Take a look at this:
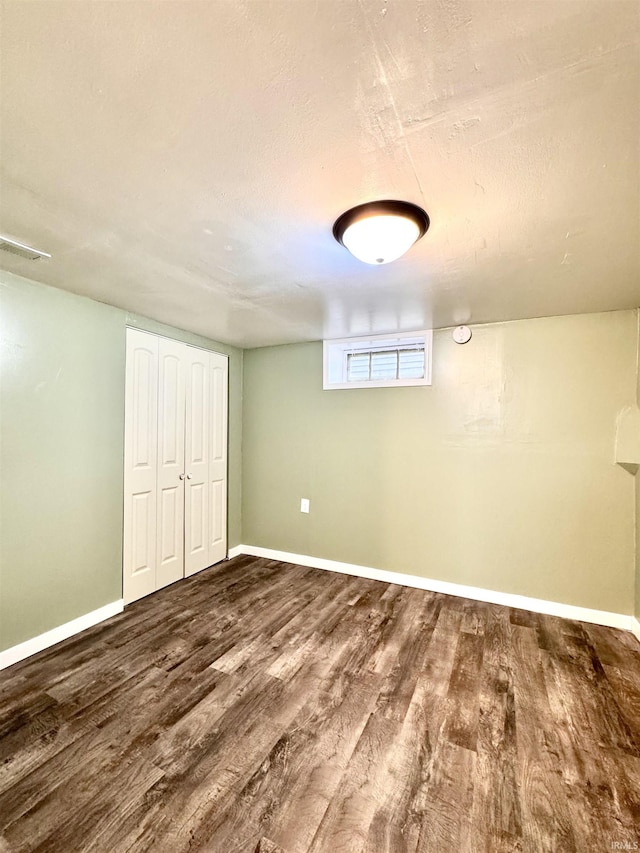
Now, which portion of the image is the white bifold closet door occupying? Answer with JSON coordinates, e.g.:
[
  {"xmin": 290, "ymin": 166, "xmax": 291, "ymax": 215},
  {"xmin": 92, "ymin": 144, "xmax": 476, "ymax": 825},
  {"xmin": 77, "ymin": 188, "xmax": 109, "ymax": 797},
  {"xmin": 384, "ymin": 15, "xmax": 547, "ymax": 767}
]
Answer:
[
  {"xmin": 157, "ymin": 337, "xmax": 186, "ymax": 590},
  {"xmin": 184, "ymin": 346, "xmax": 211, "ymax": 577},
  {"xmin": 123, "ymin": 328, "xmax": 228, "ymax": 605},
  {"xmin": 123, "ymin": 331, "xmax": 159, "ymax": 605},
  {"xmin": 184, "ymin": 347, "xmax": 228, "ymax": 576},
  {"xmin": 208, "ymin": 352, "xmax": 228, "ymax": 568}
]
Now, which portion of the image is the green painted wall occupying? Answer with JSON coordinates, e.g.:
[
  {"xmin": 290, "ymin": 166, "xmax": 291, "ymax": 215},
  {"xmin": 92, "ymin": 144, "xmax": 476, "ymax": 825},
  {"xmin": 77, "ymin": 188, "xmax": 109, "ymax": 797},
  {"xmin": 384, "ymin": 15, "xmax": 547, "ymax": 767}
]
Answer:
[
  {"xmin": 636, "ymin": 473, "xmax": 640, "ymax": 618},
  {"xmin": 0, "ymin": 271, "xmax": 243, "ymax": 651},
  {"xmin": 636, "ymin": 311, "xmax": 640, "ymax": 622},
  {"xmin": 2, "ymin": 269, "xmax": 637, "ymax": 653},
  {"xmin": 636, "ymin": 461, "xmax": 640, "ymax": 620},
  {"xmin": 242, "ymin": 310, "xmax": 637, "ymax": 615}
]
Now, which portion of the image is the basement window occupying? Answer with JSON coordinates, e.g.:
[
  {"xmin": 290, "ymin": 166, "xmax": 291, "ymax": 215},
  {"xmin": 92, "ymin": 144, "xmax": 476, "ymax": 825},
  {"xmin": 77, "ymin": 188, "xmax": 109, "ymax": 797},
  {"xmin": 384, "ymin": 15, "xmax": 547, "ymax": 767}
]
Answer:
[{"xmin": 323, "ymin": 331, "xmax": 432, "ymax": 390}]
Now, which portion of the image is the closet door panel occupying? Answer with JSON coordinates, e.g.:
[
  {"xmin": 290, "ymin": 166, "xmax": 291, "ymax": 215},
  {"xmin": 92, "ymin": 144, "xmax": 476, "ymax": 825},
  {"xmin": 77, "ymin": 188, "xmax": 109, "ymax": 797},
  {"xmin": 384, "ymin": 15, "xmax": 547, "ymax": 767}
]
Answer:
[
  {"xmin": 123, "ymin": 329, "xmax": 158, "ymax": 605},
  {"xmin": 208, "ymin": 353, "xmax": 228, "ymax": 565},
  {"xmin": 188, "ymin": 482, "xmax": 207, "ymax": 553},
  {"xmin": 156, "ymin": 338, "xmax": 186, "ymax": 590},
  {"xmin": 184, "ymin": 349, "xmax": 210, "ymax": 577}
]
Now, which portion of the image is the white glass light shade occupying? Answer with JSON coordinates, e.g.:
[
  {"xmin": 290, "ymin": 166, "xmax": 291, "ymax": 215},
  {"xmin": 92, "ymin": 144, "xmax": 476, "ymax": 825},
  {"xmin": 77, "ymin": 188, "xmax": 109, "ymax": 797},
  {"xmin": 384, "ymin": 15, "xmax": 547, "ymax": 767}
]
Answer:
[
  {"xmin": 341, "ymin": 214, "xmax": 421, "ymax": 265},
  {"xmin": 333, "ymin": 200, "xmax": 430, "ymax": 265}
]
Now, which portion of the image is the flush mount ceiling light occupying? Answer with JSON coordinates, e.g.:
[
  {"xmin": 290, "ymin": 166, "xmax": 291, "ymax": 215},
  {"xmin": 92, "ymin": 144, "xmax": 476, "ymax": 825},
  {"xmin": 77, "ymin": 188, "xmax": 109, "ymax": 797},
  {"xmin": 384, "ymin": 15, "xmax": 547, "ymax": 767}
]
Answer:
[{"xmin": 333, "ymin": 200, "xmax": 430, "ymax": 265}]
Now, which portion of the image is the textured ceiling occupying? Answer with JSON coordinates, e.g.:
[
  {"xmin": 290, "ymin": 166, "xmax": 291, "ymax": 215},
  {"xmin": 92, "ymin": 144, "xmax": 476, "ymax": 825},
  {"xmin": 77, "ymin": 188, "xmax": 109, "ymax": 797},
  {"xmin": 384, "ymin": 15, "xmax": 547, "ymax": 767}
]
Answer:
[{"xmin": 1, "ymin": 0, "xmax": 638, "ymax": 348}]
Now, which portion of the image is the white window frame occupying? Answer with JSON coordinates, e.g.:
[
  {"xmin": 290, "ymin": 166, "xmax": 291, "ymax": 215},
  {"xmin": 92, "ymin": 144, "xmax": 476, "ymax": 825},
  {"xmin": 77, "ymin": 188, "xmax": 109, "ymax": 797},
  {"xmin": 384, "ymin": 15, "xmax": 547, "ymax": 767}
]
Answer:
[{"xmin": 323, "ymin": 330, "xmax": 432, "ymax": 390}]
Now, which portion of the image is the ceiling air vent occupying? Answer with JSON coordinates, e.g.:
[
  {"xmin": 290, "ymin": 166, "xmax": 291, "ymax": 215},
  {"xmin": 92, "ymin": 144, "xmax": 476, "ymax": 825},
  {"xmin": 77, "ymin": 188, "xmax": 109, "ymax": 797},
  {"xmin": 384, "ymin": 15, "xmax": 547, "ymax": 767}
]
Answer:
[{"xmin": 0, "ymin": 235, "xmax": 51, "ymax": 260}]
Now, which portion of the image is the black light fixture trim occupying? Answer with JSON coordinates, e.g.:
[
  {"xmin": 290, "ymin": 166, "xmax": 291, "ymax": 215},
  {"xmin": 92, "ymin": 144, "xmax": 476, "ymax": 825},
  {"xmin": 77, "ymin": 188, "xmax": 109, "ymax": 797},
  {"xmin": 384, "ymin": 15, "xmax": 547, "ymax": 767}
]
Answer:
[{"xmin": 332, "ymin": 199, "xmax": 430, "ymax": 247}]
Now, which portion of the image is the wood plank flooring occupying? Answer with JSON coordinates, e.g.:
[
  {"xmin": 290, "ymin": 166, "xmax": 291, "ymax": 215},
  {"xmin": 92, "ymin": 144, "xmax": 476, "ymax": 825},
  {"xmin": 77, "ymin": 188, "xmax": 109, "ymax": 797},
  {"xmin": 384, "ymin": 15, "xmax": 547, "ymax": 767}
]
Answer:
[{"xmin": 1, "ymin": 555, "xmax": 639, "ymax": 852}]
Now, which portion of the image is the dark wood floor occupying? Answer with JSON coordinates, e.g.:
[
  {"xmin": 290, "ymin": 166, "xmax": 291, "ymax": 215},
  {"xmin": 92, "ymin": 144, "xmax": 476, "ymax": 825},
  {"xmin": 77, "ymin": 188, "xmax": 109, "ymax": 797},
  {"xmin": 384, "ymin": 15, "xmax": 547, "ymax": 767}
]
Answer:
[{"xmin": 1, "ymin": 556, "xmax": 639, "ymax": 852}]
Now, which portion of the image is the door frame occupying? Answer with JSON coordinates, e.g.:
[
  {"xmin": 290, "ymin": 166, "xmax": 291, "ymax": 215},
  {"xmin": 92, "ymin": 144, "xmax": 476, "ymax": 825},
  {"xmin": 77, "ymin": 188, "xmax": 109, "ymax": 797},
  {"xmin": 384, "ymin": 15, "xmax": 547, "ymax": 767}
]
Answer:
[{"xmin": 123, "ymin": 327, "xmax": 230, "ymax": 604}]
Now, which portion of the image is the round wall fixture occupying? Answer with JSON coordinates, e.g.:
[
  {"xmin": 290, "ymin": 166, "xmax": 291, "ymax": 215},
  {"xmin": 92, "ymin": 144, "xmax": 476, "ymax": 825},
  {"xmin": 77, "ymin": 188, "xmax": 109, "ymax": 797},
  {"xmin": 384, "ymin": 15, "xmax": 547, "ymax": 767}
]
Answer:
[
  {"xmin": 333, "ymin": 200, "xmax": 430, "ymax": 265},
  {"xmin": 452, "ymin": 325, "xmax": 472, "ymax": 344}
]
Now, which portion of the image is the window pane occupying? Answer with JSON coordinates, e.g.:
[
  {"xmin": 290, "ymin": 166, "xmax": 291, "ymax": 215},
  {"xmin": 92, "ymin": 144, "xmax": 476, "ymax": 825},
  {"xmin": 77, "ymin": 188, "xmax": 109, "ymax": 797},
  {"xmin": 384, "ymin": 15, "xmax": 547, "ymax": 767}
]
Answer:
[
  {"xmin": 398, "ymin": 348, "xmax": 425, "ymax": 379},
  {"xmin": 370, "ymin": 350, "xmax": 398, "ymax": 380},
  {"xmin": 324, "ymin": 332, "xmax": 431, "ymax": 389},
  {"xmin": 347, "ymin": 352, "xmax": 371, "ymax": 381}
]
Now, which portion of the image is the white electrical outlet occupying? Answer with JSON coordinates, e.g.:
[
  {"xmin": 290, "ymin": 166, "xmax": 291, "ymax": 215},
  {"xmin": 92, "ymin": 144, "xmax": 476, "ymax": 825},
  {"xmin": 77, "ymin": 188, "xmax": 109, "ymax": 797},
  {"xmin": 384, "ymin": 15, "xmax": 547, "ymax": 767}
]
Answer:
[{"xmin": 300, "ymin": 498, "xmax": 310, "ymax": 513}]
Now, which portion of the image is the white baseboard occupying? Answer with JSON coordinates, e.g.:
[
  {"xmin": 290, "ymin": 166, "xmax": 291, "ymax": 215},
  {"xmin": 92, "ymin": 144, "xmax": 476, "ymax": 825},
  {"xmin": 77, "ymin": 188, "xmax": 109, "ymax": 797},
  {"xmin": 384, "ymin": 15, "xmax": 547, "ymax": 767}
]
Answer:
[
  {"xmin": 2, "ymin": 558, "xmax": 635, "ymax": 671},
  {"xmin": 0, "ymin": 600, "xmax": 124, "ymax": 672},
  {"xmin": 227, "ymin": 545, "xmax": 244, "ymax": 559},
  {"xmin": 232, "ymin": 545, "xmax": 635, "ymax": 633}
]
